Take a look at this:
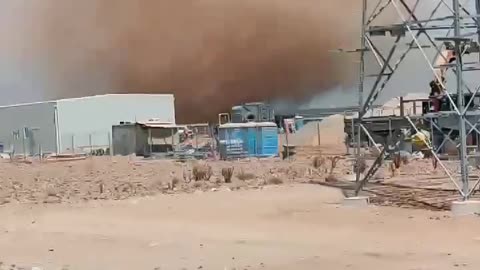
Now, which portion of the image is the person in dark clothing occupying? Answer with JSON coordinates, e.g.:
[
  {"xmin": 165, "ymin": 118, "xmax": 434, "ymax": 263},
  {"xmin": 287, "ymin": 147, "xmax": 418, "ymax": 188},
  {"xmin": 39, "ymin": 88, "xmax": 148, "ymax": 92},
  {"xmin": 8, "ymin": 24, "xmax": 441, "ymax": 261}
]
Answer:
[
  {"xmin": 429, "ymin": 79, "xmax": 442, "ymax": 97},
  {"xmin": 429, "ymin": 76, "xmax": 446, "ymax": 112}
]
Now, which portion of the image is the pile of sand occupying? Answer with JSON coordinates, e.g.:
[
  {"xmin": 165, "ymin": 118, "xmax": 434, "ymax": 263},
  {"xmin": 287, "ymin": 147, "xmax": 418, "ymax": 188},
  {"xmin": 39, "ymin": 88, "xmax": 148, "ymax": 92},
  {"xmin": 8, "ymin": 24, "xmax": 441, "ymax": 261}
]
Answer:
[{"xmin": 282, "ymin": 114, "xmax": 347, "ymax": 154}]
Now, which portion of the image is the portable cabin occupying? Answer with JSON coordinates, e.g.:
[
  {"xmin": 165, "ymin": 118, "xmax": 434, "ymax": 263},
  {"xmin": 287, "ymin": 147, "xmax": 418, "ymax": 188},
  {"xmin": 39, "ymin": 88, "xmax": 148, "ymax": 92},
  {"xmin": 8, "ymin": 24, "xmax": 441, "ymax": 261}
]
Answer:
[
  {"xmin": 217, "ymin": 122, "xmax": 278, "ymax": 159},
  {"xmin": 112, "ymin": 121, "xmax": 181, "ymax": 156}
]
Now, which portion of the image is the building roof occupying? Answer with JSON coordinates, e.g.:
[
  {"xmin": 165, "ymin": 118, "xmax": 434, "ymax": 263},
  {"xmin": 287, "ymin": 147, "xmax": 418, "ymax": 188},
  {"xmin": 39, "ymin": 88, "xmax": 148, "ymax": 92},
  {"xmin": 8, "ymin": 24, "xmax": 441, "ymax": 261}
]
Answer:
[
  {"xmin": 138, "ymin": 123, "xmax": 183, "ymax": 128},
  {"xmin": 0, "ymin": 93, "xmax": 174, "ymax": 109},
  {"xmin": 114, "ymin": 121, "xmax": 183, "ymax": 129},
  {"xmin": 219, "ymin": 122, "xmax": 277, "ymax": 129},
  {"xmin": 137, "ymin": 122, "xmax": 183, "ymax": 129}
]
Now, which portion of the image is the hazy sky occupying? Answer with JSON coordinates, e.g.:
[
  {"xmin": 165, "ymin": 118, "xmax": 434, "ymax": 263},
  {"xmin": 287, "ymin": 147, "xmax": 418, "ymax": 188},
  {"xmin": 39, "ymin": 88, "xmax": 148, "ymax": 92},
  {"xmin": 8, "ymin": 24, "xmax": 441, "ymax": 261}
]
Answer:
[
  {"xmin": 301, "ymin": 0, "xmax": 480, "ymax": 111},
  {"xmin": 0, "ymin": 0, "xmax": 478, "ymax": 119}
]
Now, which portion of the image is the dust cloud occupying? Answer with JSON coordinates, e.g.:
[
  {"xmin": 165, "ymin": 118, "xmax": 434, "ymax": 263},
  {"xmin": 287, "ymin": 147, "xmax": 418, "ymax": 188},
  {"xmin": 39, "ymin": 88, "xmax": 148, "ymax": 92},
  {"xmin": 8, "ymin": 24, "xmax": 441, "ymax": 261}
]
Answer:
[{"xmin": 4, "ymin": 0, "xmax": 361, "ymax": 122}]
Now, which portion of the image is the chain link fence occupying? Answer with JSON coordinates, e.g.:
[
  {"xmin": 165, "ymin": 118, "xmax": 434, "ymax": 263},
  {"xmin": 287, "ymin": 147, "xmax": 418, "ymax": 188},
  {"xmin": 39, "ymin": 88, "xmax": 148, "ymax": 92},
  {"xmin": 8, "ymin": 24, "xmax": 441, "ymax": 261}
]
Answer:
[{"xmin": 61, "ymin": 131, "xmax": 112, "ymax": 155}]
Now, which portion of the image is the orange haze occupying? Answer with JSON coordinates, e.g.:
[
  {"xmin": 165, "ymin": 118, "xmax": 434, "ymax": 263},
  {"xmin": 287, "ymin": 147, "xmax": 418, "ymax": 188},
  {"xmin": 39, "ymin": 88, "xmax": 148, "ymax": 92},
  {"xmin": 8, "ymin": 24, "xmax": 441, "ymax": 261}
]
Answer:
[{"xmin": 5, "ymin": 0, "xmax": 361, "ymax": 122}]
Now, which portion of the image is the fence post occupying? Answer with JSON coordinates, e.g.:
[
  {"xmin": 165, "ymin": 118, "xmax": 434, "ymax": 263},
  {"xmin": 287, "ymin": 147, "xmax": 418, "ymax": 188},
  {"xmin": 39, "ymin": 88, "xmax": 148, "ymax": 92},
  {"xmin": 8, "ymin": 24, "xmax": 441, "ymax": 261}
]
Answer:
[
  {"xmin": 71, "ymin": 134, "xmax": 75, "ymax": 154},
  {"xmin": 171, "ymin": 128, "xmax": 175, "ymax": 149},
  {"xmin": 284, "ymin": 119, "xmax": 290, "ymax": 161},
  {"xmin": 108, "ymin": 132, "xmax": 113, "ymax": 156},
  {"xmin": 89, "ymin": 133, "xmax": 93, "ymax": 154},
  {"xmin": 148, "ymin": 129, "xmax": 153, "ymax": 154},
  {"xmin": 22, "ymin": 127, "xmax": 27, "ymax": 159},
  {"xmin": 11, "ymin": 133, "xmax": 15, "ymax": 161},
  {"xmin": 195, "ymin": 127, "xmax": 199, "ymax": 151},
  {"xmin": 317, "ymin": 122, "xmax": 321, "ymax": 146},
  {"xmin": 38, "ymin": 144, "xmax": 42, "ymax": 161}
]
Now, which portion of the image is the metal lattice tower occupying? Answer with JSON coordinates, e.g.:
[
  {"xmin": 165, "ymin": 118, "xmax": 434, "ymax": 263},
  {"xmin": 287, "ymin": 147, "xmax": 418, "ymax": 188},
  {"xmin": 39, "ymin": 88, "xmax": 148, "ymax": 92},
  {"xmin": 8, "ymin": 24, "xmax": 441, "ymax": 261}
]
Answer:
[{"xmin": 354, "ymin": 0, "xmax": 480, "ymax": 200}]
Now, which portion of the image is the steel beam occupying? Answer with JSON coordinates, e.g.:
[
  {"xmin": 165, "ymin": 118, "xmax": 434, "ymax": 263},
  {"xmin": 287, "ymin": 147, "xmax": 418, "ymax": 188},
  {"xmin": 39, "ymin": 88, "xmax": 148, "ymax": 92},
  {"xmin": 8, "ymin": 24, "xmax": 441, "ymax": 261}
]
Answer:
[{"xmin": 351, "ymin": 0, "xmax": 480, "ymax": 201}]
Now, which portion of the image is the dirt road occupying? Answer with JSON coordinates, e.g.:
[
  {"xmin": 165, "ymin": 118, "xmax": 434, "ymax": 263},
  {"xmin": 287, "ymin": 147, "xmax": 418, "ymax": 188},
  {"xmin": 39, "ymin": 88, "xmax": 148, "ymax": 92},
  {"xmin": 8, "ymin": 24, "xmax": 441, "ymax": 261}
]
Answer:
[{"xmin": 1, "ymin": 184, "xmax": 479, "ymax": 270}]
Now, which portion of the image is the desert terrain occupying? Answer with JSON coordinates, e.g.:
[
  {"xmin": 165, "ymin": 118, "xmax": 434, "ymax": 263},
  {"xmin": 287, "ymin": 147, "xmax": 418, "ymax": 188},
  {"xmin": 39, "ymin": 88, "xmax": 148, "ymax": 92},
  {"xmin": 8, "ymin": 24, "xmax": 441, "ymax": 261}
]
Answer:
[
  {"xmin": 0, "ymin": 155, "xmax": 479, "ymax": 270},
  {"xmin": 1, "ymin": 181, "xmax": 480, "ymax": 270},
  {"xmin": 0, "ymin": 116, "xmax": 479, "ymax": 269}
]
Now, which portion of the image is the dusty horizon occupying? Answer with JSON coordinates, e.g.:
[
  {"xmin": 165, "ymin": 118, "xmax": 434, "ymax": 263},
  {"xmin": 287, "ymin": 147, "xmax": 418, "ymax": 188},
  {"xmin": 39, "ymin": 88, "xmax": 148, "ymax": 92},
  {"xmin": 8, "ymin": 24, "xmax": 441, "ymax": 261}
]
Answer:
[{"xmin": 1, "ymin": 0, "xmax": 361, "ymax": 122}]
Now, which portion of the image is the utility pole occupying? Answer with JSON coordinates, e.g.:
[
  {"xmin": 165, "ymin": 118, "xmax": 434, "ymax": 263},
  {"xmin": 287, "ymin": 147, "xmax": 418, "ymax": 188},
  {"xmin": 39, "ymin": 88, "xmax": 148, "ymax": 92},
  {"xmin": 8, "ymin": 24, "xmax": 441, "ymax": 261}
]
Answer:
[
  {"xmin": 453, "ymin": 0, "xmax": 469, "ymax": 198},
  {"xmin": 356, "ymin": 0, "xmax": 367, "ymax": 182}
]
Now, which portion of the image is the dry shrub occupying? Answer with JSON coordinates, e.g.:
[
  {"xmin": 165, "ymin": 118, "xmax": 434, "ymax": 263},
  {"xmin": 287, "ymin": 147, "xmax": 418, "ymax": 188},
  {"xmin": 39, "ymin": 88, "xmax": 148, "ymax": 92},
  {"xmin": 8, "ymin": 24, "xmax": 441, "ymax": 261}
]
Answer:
[
  {"xmin": 99, "ymin": 181, "xmax": 105, "ymax": 194},
  {"xmin": 325, "ymin": 174, "xmax": 338, "ymax": 183},
  {"xmin": 312, "ymin": 156, "xmax": 325, "ymax": 169},
  {"xmin": 401, "ymin": 155, "xmax": 409, "ymax": 165},
  {"xmin": 328, "ymin": 156, "xmax": 341, "ymax": 174},
  {"xmin": 206, "ymin": 166, "xmax": 213, "ymax": 180},
  {"xmin": 222, "ymin": 167, "xmax": 234, "ymax": 183},
  {"xmin": 183, "ymin": 166, "xmax": 192, "ymax": 183},
  {"xmin": 432, "ymin": 156, "xmax": 438, "ymax": 170},
  {"xmin": 389, "ymin": 162, "xmax": 397, "ymax": 177},
  {"xmin": 237, "ymin": 169, "xmax": 256, "ymax": 181},
  {"xmin": 45, "ymin": 184, "xmax": 58, "ymax": 197},
  {"xmin": 193, "ymin": 163, "xmax": 213, "ymax": 181},
  {"xmin": 354, "ymin": 156, "xmax": 367, "ymax": 174},
  {"xmin": 192, "ymin": 181, "xmax": 204, "ymax": 189},
  {"xmin": 393, "ymin": 153, "xmax": 401, "ymax": 169},
  {"xmin": 170, "ymin": 177, "xmax": 180, "ymax": 189},
  {"xmin": 266, "ymin": 177, "xmax": 283, "ymax": 185},
  {"xmin": 116, "ymin": 182, "xmax": 134, "ymax": 193},
  {"xmin": 211, "ymin": 177, "xmax": 223, "ymax": 184},
  {"xmin": 151, "ymin": 178, "xmax": 165, "ymax": 190}
]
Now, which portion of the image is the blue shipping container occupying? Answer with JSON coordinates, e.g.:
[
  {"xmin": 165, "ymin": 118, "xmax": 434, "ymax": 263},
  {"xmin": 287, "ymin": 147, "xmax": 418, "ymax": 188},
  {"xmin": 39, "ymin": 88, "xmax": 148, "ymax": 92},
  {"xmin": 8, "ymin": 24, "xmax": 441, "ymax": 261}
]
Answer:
[
  {"xmin": 218, "ymin": 122, "xmax": 278, "ymax": 159},
  {"xmin": 294, "ymin": 116, "xmax": 305, "ymax": 131}
]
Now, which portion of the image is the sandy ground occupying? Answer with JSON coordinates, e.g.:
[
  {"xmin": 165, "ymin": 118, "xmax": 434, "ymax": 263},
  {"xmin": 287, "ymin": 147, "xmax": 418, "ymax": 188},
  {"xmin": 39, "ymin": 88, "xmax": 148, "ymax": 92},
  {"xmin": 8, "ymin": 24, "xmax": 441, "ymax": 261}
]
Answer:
[
  {"xmin": 1, "ymin": 115, "xmax": 479, "ymax": 269},
  {"xmin": 1, "ymin": 184, "xmax": 480, "ymax": 270},
  {"xmin": 0, "ymin": 155, "xmax": 356, "ymax": 206}
]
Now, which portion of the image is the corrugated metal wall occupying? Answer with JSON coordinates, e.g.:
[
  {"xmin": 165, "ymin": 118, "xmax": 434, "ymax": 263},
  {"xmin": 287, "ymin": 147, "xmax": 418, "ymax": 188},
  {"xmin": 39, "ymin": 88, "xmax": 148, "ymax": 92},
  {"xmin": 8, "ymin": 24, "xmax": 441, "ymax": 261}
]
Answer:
[
  {"xmin": 112, "ymin": 125, "xmax": 137, "ymax": 156},
  {"xmin": 218, "ymin": 125, "xmax": 279, "ymax": 159},
  {"xmin": 258, "ymin": 126, "xmax": 278, "ymax": 156},
  {"xmin": 56, "ymin": 94, "xmax": 175, "ymax": 153},
  {"xmin": 0, "ymin": 102, "xmax": 58, "ymax": 154},
  {"xmin": 218, "ymin": 127, "xmax": 248, "ymax": 159}
]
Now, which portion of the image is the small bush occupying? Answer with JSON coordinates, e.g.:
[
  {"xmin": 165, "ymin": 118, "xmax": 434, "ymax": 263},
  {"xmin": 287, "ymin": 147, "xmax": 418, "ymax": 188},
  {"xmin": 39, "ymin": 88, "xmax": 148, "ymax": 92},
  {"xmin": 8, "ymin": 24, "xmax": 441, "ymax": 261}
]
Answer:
[
  {"xmin": 45, "ymin": 184, "xmax": 58, "ymax": 197},
  {"xmin": 99, "ymin": 182, "xmax": 105, "ymax": 194},
  {"xmin": 211, "ymin": 177, "xmax": 222, "ymax": 184},
  {"xmin": 205, "ymin": 165, "xmax": 213, "ymax": 181},
  {"xmin": 312, "ymin": 156, "xmax": 325, "ymax": 169},
  {"xmin": 193, "ymin": 164, "xmax": 213, "ymax": 181},
  {"xmin": 393, "ymin": 154, "xmax": 401, "ymax": 169},
  {"xmin": 171, "ymin": 177, "xmax": 180, "ymax": 189},
  {"xmin": 222, "ymin": 167, "xmax": 234, "ymax": 183},
  {"xmin": 401, "ymin": 155, "xmax": 409, "ymax": 165},
  {"xmin": 354, "ymin": 156, "xmax": 367, "ymax": 174},
  {"xmin": 432, "ymin": 156, "xmax": 438, "ymax": 170},
  {"xmin": 389, "ymin": 162, "xmax": 397, "ymax": 177},
  {"xmin": 192, "ymin": 181, "xmax": 204, "ymax": 188},
  {"xmin": 151, "ymin": 178, "xmax": 165, "ymax": 190},
  {"xmin": 183, "ymin": 167, "xmax": 192, "ymax": 183},
  {"xmin": 325, "ymin": 174, "xmax": 338, "ymax": 183},
  {"xmin": 237, "ymin": 170, "xmax": 255, "ymax": 181},
  {"xmin": 328, "ymin": 156, "xmax": 341, "ymax": 174},
  {"xmin": 267, "ymin": 177, "xmax": 283, "ymax": 185}
]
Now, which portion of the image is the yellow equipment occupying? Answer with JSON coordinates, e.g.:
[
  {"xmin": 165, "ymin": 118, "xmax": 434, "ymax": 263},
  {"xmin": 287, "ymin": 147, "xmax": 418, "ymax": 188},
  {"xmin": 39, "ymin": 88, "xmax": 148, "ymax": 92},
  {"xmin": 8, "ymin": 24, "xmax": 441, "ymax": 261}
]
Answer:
[{"xmin": 411, "ymin": 130, "xmax": 430, "ymax": 148}]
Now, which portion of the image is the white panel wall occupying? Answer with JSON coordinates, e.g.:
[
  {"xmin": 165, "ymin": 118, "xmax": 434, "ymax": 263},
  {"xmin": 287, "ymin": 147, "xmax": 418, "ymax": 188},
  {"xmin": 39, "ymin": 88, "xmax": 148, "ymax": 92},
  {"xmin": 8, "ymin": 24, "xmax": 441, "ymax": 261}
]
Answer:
[
  {"xmin": 56, "ymin": 94, "xmax": 175, "ymax": 153},
  {"xmin": 0, "ymin": 101, "xmax": 58, "ymax": 154}
]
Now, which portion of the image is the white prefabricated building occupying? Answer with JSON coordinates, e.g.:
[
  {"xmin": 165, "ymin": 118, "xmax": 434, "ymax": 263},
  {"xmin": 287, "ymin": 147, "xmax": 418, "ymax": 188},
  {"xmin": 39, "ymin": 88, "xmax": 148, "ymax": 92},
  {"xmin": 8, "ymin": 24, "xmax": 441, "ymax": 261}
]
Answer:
[{"xmin": 0, "ymin": 94, "xmax": 175, "ymax": 155}]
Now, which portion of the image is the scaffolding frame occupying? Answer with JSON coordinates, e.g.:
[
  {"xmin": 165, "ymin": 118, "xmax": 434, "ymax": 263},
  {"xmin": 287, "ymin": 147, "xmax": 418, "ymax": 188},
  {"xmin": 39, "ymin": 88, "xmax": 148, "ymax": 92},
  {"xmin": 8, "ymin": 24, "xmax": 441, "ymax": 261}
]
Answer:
[{"xmin": 355, "ymin": 0, "xmax": 480, "ymax": 200}]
